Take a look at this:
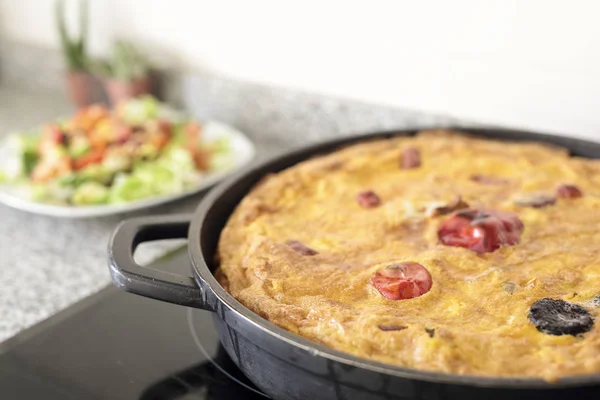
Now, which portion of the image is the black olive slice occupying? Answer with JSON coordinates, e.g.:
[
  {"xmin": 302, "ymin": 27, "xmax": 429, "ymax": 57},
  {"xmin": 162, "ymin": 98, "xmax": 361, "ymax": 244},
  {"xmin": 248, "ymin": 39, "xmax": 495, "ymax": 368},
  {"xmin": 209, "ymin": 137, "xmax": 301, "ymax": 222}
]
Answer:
[{"xmin": 529, "ymin": 298, "xmax": 594, "ymax": 336}]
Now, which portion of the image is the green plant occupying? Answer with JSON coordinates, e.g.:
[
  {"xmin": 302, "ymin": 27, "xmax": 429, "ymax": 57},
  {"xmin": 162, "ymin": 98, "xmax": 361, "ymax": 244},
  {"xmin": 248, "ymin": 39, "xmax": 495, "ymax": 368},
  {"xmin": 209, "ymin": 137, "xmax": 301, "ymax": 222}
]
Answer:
[
  {"xmin": 95, "ymin": 41, "xmax": 150, "ymax": 81},
  {"xmin": 55, "ymin": 0, "xmax": 88, "ymax": 71}
]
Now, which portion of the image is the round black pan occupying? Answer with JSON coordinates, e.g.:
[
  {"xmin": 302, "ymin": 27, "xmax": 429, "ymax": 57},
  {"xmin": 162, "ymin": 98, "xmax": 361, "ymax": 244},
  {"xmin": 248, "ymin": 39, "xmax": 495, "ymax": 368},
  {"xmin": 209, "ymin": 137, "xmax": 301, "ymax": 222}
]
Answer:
[{"xmin": 108, "ymin": 127, "xmax": 600, "ymax": 400}]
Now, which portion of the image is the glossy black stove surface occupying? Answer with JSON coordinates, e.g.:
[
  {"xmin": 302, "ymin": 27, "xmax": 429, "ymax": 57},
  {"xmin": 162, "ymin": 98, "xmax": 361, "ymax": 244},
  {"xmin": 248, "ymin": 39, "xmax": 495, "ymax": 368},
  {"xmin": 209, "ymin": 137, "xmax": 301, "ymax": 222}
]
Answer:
[{"xmin": 0, "ymin": 249, "xmax": 268, "ymax": 400}]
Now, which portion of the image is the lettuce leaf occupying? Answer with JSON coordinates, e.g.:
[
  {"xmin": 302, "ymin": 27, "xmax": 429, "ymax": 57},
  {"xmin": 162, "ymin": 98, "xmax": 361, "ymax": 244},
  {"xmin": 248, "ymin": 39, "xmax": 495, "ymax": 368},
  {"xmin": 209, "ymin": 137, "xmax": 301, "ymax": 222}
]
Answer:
[
  {"xmin": 72, "ymin": 182, "xmax": 109, "ymax": 205},
  {"xmin": 0, "ymin": 134, "xmax": 40, "ymax": 180},
  {"xmin": 119, "ymin": 96, "xmax": 160, "ymax": 125},
  {"xmin": 109, "ymin": 173, "xmax": 154, "ymax": 203}
]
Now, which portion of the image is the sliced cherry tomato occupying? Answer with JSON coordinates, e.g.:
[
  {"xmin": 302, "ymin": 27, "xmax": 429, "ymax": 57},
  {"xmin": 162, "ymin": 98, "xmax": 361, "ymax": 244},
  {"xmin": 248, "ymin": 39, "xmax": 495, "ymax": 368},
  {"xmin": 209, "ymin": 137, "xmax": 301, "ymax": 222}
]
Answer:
[
  {"xmin": 73, "ymin": 150, "xmax": 104, "ymax": 170},
  {"xmin": 438, "ymin": 209, "xmax": 523, "ymax": 253},
  {"xmin": 370, "ymin": 262, "xmax": 432, "ymax": 300}
]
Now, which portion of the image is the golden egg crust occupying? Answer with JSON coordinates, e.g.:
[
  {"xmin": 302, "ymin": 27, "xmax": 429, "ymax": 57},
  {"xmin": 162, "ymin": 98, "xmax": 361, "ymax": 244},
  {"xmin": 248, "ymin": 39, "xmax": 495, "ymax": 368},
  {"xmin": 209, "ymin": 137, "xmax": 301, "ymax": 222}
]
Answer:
[{"xmin": 217, "ymin": 130, "xmax": 600, "ymax": 380}]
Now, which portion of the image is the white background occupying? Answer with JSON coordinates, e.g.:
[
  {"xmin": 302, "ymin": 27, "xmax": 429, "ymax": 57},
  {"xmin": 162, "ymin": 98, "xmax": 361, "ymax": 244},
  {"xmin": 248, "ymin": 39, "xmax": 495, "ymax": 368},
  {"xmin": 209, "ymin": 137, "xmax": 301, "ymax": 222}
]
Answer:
[{"xmin": 2, "ymin": 0, "xmax": 600, "ymax": 139}]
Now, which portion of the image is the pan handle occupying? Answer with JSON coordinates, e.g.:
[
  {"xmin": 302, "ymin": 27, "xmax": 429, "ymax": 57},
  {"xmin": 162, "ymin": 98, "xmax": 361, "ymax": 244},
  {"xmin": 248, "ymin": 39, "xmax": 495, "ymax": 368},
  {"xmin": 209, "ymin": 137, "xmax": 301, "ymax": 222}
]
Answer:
[{"xmin": 108, "ymin": 214, "xmax": 208, "ymax": 309}]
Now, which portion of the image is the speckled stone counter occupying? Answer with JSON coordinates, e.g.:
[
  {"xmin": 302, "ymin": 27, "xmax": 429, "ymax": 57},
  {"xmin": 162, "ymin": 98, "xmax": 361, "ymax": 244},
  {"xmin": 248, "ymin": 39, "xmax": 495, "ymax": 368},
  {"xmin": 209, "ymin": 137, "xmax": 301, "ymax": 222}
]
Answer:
[{"xmin": 0, "ymin": 75, "xmax": 463, "ymax": 342}]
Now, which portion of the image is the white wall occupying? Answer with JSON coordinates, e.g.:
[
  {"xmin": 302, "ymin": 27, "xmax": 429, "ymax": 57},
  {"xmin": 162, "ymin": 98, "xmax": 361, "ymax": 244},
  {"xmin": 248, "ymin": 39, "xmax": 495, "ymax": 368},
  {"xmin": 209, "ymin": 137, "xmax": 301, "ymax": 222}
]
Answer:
[{"xmin": 2, "ymin": 0, "xmax": 600, "ymax": 139}]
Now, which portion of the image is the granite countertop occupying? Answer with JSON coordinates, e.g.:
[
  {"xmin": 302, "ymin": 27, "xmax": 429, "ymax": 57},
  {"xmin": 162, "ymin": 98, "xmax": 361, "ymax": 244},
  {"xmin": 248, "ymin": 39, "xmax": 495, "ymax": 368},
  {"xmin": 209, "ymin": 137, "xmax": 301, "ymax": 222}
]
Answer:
[{"xmin": 0, "ymin": 76, "xmax": 459, "ymax": 342}]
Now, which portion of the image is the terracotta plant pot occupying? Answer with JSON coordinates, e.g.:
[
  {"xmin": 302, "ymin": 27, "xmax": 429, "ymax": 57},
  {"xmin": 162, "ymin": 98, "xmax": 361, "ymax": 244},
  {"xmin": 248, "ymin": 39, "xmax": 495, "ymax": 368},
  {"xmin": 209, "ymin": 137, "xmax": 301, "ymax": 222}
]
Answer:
[
  {"xmin": 104, "ymin": 76, "xmax": 151, "ymax": 105},
  {"xmin": 65, "ymin": 71, "xmax": 95, "ymax": 109}
]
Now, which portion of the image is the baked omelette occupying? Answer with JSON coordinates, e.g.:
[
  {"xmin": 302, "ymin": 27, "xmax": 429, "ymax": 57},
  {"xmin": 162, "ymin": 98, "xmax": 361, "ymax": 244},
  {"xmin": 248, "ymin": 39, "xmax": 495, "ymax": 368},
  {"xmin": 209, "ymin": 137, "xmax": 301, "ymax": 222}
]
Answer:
[{"xmin": 217, "ymin": 130, "xmax": 600, "ymax": 380}]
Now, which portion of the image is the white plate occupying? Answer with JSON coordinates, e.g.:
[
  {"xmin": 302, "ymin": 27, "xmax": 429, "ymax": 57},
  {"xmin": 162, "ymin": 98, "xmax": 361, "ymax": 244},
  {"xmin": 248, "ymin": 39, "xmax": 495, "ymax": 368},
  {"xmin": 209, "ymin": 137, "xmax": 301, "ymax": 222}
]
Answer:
[{"xmin": 0, "ymin": 121, "xmax": 255, "ymax": 218}]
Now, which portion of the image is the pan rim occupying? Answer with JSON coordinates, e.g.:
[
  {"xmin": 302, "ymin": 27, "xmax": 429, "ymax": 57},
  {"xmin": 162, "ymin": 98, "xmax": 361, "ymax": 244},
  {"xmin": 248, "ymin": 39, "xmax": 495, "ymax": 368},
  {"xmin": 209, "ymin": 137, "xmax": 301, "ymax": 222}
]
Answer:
[{"xmin": 189, "ymin": 126, "xmax": 600, "ymax": 389}]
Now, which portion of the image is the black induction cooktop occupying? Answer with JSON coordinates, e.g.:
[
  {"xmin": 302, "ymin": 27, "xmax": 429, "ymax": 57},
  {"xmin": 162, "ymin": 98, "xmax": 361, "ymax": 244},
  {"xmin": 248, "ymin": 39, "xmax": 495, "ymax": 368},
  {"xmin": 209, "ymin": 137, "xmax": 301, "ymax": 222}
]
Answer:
[{"xmin": 0, "ymin": 248, "xmax": 269, "ymax": 400}]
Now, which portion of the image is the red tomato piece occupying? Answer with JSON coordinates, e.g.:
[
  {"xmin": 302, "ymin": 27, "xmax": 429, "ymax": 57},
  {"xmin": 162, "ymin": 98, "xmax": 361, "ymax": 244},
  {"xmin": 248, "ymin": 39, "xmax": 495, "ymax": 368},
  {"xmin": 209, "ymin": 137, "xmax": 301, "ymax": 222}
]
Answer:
[
  {"xmin": 438, "ymin": 209, "xmax": 524, "ymax": 253},
  {"xmin": 370, "ymin": 262, "xmax": 432, "ymax": 300},
  {"xmin": 73, "ymin": 150, "xmax": 104, "ymax": 170}
]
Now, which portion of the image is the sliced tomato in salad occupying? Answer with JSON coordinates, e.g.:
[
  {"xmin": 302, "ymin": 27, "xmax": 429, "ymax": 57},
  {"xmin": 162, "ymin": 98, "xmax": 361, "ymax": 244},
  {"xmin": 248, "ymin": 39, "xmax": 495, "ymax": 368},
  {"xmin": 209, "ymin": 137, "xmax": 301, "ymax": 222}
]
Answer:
[{"xmin": 73, "ymin": 150, "xmax": 105, "ymax": 170}]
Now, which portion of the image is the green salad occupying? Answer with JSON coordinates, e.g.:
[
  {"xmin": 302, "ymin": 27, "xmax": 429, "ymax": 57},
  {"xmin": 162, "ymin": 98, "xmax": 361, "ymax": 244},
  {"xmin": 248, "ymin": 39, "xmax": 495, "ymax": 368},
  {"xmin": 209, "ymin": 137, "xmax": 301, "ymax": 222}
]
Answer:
[{"xmin": 0, "ymin": 96, "xmax": 231, "ymax": 206}]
